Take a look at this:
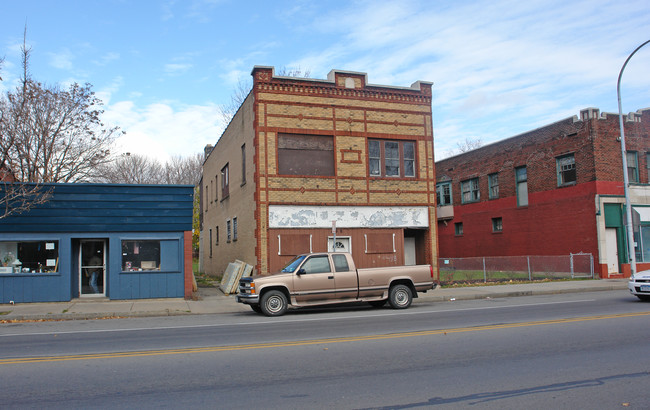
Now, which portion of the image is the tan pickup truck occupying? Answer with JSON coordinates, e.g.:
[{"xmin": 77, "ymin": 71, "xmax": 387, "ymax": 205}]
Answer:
[{"xmin": 236, "ymin": 252, "xmax": 436, "ymax": 316}]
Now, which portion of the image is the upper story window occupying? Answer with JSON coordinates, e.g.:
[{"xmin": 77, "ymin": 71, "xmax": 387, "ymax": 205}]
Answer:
[
  {"xmin": 461, "ymin": 178, "xmax": 479, "ymax": 204},
  {"xmin": 454, "ymin": 222, "xmax": 463, "ymax": 236},
  {"xmin": 278, "ymin": 133, "xmax": 334, "ymax": 176},
  {"xmin": 516, "ymin": 166, "xmax": 528, "ymax": 207},
  {"xmin": 369, "ymin": 139, "xmax": 415, "ymax": 178},
  {"xmin": 488, "ymin": 173, "xmax": 499, "ymax": 199},
  {"xmin": 557, "ymin": 154, "xmax": 576, "ymax": 186},
  {"xmin": 241, "ymin": 144, "xmax": 246, "ymax": 185},
  {"xmin": 627, "ymin": 151, "xmax": 639, "ymax": 183},
  {"xmin": 221, "ymin": 164, "xmax": 229, "ymax": 199},
  {"xmin": 204, "ymin": 184, "xmax": 208, "ymax": 211},
  {"xmin": 436, "ymin": 182, "xmax": 452, "ymax": 206}
]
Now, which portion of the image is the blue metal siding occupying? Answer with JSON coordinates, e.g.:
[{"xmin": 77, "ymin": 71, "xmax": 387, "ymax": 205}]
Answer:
[
  {"xmin": 108, "ymin": 234, "xmax": 185, "ymax": 300},
  {"xmin": 0, "ymin": 184, "xmax": 193, "ymax": 303},
  {"xmin": 0, "ymin": 183, "xmax": 194, "ymax": 233}
]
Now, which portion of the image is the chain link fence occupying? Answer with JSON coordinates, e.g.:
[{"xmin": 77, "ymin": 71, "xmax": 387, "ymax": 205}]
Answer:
[{"xmin": 437, "ymin": 253, "xmax": 594, "ymax": 284}]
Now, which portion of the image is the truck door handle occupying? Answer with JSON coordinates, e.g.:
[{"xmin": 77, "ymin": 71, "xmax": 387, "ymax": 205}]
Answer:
[{"xmin": 328, "ymin": 276, "xmax": 334, "ymax": 279}]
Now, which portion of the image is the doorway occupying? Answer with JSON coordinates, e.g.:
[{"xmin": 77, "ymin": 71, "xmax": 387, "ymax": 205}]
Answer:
[
  {"xmin": 605, "ymin": 228, "xmax": 619, "ymax": 275},
  {"xmin": 80, "ymin": 240, "xmax": 106, "ymax": 297}
]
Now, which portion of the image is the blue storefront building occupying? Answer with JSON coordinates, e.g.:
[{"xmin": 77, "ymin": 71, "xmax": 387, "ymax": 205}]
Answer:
[{"xmin": 0, "ymin": 183, "xmax": 194, "ymax": 303}]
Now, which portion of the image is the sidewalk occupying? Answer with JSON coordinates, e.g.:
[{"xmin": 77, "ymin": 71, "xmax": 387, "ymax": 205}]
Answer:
[{"xmin": 0, "ymin": 279, "xmax": 630, "ymax": 322}]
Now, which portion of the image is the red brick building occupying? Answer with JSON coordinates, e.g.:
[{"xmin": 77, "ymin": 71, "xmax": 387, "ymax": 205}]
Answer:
[
  {"xmin": 200, "ymin": 67, "xmax": 437, "ymax": 276},
  {"xmin": 435, "ymin": 107, "xmax": 650, "ymax": 278}
]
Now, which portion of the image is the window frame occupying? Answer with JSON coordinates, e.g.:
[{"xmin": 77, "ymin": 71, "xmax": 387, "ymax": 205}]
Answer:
[
  {"xmin": 436, "ymin": 181, "xmax": 452, "ymax": 206},
  {"xmin": 368, "ymin": 139, "xmax": 416, "ymax": 178},
  {"xmin": 556, "ymin": 153, "xmax": 576, "ymax": 186},
  {"xmin": 227, "ymin": 219, "xmax": 232, "ymax": 243},
  {"xmin": 454, "ymin": 222, "xmax": 463, "ymax": 236},
  {"xmin": 0, "ymin": 240, "xmax": 59, "ymax": 274},
  {"xmin": 277, "ymin": 133, "xmax": 335, "ymax": 176},
  {"xmin": 121, "ymin": 240, "xmax": 161, "ymax": 272},
  {"xmin": 221, "ymin": 163, "xmax": 229, "ymax": 199},
  {"xmin": 460, "ymin": 177, "xmax": 480, "ymax": 204},
  {"xmin": 233, "ymin": 217, "xmax": 238, "ymax": 241},
  {"xmin": 488, "ymin": 173, "xmax": 499, "ymax": 199},
  {"xmin": 516, "ymin": 166, "xmax": 528, "ymax": 207},
  {"xmin": 492, "ymin": 217, "xmax": 503, "ymax": 233},
  {"xmin": 627, "ymin": 151, "xmax": 639, "ymax": 183},
  {"xmin": 241, "ymin": 144, "xmax": 246, "ymax": 186}
]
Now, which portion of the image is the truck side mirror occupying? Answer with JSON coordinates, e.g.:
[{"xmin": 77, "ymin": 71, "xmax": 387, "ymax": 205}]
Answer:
[{"xmin": 297, "ymin": 269, "xmax": 306, "ymax": 276}]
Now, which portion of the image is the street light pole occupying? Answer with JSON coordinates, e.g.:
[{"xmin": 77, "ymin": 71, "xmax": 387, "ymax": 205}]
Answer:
[{"xmin": 617, "ymin": 39, "xmax": 650, "ymax": 277}]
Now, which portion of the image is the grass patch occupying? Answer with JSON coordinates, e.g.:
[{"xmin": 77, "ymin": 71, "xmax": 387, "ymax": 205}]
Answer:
[{"xmin": 0, "ymin": 311, "xmax": 10, "ymax": 316}]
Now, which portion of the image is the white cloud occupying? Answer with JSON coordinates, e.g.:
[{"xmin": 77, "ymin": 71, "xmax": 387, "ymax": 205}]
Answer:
[
  {"xmin": 164, "ymin": 63, "xmax": 193, "ymax": 75},
  {"xmin": 93, "ymin": 52, "xmax": 120, "ymax": 66},
  {"xmin": 48, "ymin": 48, "xmax": 74, "ymax": 70},
  {"xmin": 104, "ymin": 100, "xmax": 223, "ymax": 162}
]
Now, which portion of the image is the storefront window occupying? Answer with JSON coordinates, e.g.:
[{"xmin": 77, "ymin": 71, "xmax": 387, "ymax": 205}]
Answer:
[
  {"xmin": 121, "ymin": 240, "xmax": 161, "ymax": 271},
  {"xmin": 0, "ymin": 241, "xmax": 59, "ymax": 273}
]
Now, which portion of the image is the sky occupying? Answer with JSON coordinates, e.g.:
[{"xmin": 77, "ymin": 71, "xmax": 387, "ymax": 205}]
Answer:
[{"xmin": 1, "ymin": 0, "xmax": 649, "ymax": 162}]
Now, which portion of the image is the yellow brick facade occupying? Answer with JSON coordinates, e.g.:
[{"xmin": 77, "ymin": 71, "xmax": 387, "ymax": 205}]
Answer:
[{"xmin": 201, "ymin": 66, "xmax": 438, "ymax": 276}]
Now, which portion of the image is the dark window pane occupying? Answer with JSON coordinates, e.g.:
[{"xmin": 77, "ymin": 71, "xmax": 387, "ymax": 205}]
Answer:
[
  {"xmin": 369, "ymin": 158, "xmax": 380, "ymax": 176},
  {"xmin": 403, "ymin": 142, "xmax": 414, "ymax": 160}
]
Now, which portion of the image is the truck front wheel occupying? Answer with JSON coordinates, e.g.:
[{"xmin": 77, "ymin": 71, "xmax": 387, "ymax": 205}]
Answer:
[
  {"xmin": 260, "ymin": 290, "xmax": 288, "ymax": 316},
  {"xmin": 388, "ymin": 284, "xmax": 413, "ymax": 309}
]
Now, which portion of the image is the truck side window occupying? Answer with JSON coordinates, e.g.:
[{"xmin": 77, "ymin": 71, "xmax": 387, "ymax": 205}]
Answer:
[
  {"xmin": 332, "ymin": 254, "xmax": 350, "ymax": 272},
  {"xmin": 302, "ymin": 256, "xmax": 331, "ymax": 274}
]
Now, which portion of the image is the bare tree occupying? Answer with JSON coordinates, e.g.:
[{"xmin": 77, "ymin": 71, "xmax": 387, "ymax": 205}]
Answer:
[
  {"xmin": 1, "ymin": 33, "xmax": 122, "ymax": 185},
  {"xmin": 0, "ymin": 37, "xmax": 52, "ymax": 218},
  {"xmin": 445, "ymin": 137, "xmax": 484, "ymax": 157},
  {"xmin": 96, "ymin": 154, "xmax": 163, "ymax": 184},
  {"xmin": 97, "ymin": 153, "xmax": 202, "ymax": 185},
  {"xmin": 219, "ymin": 66, "xmax": 311, "ymax": 126},
  {"xmin": 163, "ymin": 153, "xmax": 203, "ymax": 185}
]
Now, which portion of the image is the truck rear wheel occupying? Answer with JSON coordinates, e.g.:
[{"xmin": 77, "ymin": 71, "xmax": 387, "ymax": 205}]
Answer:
[
  {"xmin": 388, "ymin": 284, "xmax": 412, "ymax": 309},
  {"xmin": 260, "ymin": 290, "xmax": 288, "ymax": 316}
]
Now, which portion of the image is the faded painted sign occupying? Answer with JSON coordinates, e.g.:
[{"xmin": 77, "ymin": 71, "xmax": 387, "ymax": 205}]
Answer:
[{"xmin": 268, "ymin": 205, "xmax": 429, "ymax": 229}]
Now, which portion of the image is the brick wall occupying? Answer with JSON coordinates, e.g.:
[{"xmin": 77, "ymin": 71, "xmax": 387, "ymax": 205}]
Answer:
[
  {"xmin": 436, "ymin": 107, "xmax": 650, "ymax": 263},
  {"xmin": 203, "ymin": 67, "xmax": 437, "ymax": 276}
]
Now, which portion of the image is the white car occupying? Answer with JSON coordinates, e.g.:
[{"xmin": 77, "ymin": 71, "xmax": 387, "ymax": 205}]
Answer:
[{"xmin": 628, "ymin": 270, "xmax": 650, "ymax": 301}]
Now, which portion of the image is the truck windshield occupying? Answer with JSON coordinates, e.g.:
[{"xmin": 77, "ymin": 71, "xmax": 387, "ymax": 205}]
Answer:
[{"xmin": 281, "ymin": 255, "xmax": 307, "ymax": 273}]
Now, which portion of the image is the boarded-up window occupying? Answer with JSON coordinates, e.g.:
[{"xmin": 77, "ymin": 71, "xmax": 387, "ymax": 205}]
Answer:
[
  {"xmin": 278, "ymin": 133, "xmax": 334, "ymax": 176},
  {"xmin": 365, "ymin": 233, "xmax": 395, "ymax": 254},
  {"xmin": 279, "ymin": 234, "xmax": 312, "ymax": 256}
]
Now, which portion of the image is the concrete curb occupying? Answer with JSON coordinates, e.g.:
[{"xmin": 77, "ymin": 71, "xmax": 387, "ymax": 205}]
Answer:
[{"xmin": 0, "ymin": 280, "xmax": 631, "ymax": 322}]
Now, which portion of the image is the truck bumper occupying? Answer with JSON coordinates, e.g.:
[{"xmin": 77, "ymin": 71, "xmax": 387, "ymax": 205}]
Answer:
[{"xmin": 236, "ymin": 294, "xmax": 260, "ymax": 305}]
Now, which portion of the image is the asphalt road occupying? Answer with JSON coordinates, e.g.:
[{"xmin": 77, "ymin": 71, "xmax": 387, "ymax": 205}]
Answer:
[{"xmin": 1, "ymin": 290, "xmax": 649, "ymax": 409}]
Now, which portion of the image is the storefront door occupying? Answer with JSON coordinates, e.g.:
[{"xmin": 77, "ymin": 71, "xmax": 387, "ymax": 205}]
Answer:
[{"xmin": 80, "ymin": 240, "xmax": 106, "ymax": 297}]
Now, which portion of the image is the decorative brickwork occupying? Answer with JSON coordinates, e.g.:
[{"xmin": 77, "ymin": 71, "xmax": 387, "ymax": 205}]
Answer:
[{"xmin": 201, "ymin": 66, "xmax": 436, "ymax": 276}]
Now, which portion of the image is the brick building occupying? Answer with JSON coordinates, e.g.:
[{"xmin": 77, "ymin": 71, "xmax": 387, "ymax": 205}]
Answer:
[
  {"xmin": 200, "ymin": 66, "xmax": 436, "ymax": 276},
  {"xmin": 435, "ymin": 107, "xmax": 650, "ymax": 278}
]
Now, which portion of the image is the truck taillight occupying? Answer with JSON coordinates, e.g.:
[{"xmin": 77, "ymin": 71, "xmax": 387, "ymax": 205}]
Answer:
[{"xmin": 430, "ymin": 266, "xmax": 434, "ymax": 278}]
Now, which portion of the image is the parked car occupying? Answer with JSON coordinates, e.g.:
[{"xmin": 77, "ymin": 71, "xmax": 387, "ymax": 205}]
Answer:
[
  {"xmin": 236, "ymin": 252, "xmax": 436, "ymax": 316},
  {"xmin": 628, "ymin": 269, "xmax": 650, "ymax": 301}
]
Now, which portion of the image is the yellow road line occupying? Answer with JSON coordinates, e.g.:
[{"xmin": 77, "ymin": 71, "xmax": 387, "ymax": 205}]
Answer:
[{"xmin": 2, "ymin": 311, "xmax": 648, "ymax": 365}]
